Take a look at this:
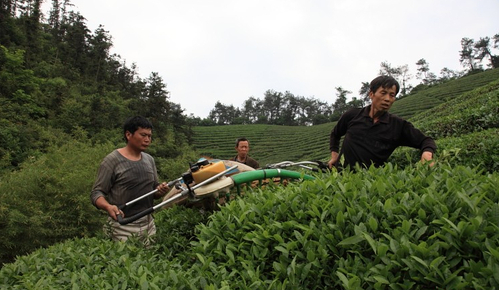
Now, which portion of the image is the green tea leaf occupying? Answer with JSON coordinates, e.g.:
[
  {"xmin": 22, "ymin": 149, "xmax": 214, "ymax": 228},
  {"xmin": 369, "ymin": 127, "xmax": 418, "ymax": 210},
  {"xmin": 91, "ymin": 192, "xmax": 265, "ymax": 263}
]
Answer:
[
  {"xmin": 338, "ymin": 235, "xmax": 364, "ymax": 246},
  {"xmin": 368, "ymin": 217, "xmax": 378, "ymax": 232},
  {"xmin": 373, "ymin": 275, "xmax": 389, "ymax": 284},
  {"xmin": 363, "ymin": 232, "xmax": 377, "ymax": 254}
]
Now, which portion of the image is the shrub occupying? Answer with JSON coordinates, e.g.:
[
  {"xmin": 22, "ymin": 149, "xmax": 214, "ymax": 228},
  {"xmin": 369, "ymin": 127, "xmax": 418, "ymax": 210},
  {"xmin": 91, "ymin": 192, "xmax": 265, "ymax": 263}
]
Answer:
[
  {"xmin": 0, "ymin": 141, "xmax": 114, "ymax": 265},
  {"xmin": 191, "ymin": 163, "xmax": 499, "ymax": 289},
  {"xmin": 2, "ymin": 164, "xmax": 499, "ymax": 289},
  {"xmin": 389, "ymin": 128, "xmax": 499, "ymax": 172},
  {"xmin": 0, "ymin": 207, "xmax": 209, "ymax": 289},
  {"xmin": 413, "ymin": 80, "xmax": 499, "ymax": 138}
]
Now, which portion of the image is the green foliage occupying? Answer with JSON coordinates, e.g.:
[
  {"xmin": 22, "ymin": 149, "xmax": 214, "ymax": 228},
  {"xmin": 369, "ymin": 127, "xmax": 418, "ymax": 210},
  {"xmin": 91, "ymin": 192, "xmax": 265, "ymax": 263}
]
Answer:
[
  {"xmin": 0, "ymin": 8, "xmax": 195, "ymax": 172},
  {"xmin": 153, "ymin": 206, "xmax": 211, "ymax": 262},
  {"xmin": 411, "ymin": 80, "xmax": 499, "ymax": 138},
  {"xmin": 0, "ymin": 138, "xmax": 201, "ymax": 265},
  {"xmin": 390, "ymin": 68, "xmax": 499, "ymax": 120},
  {"xmin": 0, "ymin": 237, "xmax": 197, "ymax": 289},
  {"xmin": 0, "ymin": 207, "xmax": 208, "ymax": 289},
  {"xmin": 2, "ymin": 4, "xmax": 499, "ymax": 289},
  {"xmin": 3, "ymin": 164, "xmax": 499, "ymax": 289},
  {"xmin": 390, "ymin": 128, "xmax": 499, "ymax": 172},
  {"xmin": 0, "ymin": 141, "xmax": 114, "ymax": 265},
  {"xmin": 155, "ymin": 147, "xmax": 201, "ymax": 181},
  {"xmin": 191, "ymin": 164, "xmax": 499, "ymax": 289},
  {"xmin": 193, "ymin": 71, "xmax": 499, "ymax": 171}
]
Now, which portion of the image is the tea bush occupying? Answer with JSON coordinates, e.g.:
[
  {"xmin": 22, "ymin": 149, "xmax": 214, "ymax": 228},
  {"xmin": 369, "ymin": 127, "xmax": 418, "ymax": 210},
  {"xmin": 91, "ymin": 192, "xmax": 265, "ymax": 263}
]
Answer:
[
  {"xmin": 3, "ymin": 163, "xmax": 498, "ymax": 289},
  {"xmin": 389, "ymin": 128, "xmax": 499, "ymax": 172},
  {"xmin": 192, "ymin": 123, "xmax": 332, "ymax": 165},
  {"xmin": 2, "ymin": 163, "xmax": 499, "ymax": 289},
  {"xmin": 0, "ymin": 206, "xmax": 208, "ymax": 289},
  {"xmin": 412, "ymin": 80, "xmax": 499, "ymax": 138},
  {"xmin": 390, "ymin": 68, "xmax": 499, "ymax": 120},
  {"xmin": 190, "ymin": 71, "xmax": 499, "ymax": 166},
  {"xmin": 191, "ymin": 163, "xmax": 499, "ymax": 289}
]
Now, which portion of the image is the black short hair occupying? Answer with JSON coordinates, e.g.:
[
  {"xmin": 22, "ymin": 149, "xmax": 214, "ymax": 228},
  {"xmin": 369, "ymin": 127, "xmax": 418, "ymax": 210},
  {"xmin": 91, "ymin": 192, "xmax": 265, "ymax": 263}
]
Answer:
[
  {"xmin": 123, "ymin": 116, "xmax": 153, "ymax": 142},
  {"xmin": 370, "ymin": 75, "xmax": 400, "ymax": 96},
  {"xmin": 235, "ymin": 137, "xmax": 249, "ymax": 147}
]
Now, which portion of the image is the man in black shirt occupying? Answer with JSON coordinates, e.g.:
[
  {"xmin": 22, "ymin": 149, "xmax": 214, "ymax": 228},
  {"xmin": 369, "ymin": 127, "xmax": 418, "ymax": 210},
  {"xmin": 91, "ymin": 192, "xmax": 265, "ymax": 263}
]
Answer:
[{"xmin": 328, "ymin": 75, "xmax": 436, "ymax": 170}]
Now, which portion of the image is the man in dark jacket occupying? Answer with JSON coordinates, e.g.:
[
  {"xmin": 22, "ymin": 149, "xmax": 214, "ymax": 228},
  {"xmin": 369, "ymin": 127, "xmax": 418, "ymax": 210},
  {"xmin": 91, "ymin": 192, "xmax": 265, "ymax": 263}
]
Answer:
[{"xmin": 328, "ymin": 75, "xmax": 436, "ymax": 169}]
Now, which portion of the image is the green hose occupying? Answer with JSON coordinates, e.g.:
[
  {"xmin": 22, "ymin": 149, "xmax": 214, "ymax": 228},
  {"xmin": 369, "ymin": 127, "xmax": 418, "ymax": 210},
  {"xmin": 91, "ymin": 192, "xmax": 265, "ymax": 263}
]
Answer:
[{"xmin": 231, "ymin": 169, "xmax": 315, "ymax": 185}]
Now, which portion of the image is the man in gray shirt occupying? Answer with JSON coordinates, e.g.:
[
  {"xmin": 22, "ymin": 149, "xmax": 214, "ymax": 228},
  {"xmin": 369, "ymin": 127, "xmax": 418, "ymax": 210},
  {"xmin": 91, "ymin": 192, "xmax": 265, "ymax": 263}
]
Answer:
[{"xmin": 90, "ymin": 116, "xmax": 170, "ymax": 245}]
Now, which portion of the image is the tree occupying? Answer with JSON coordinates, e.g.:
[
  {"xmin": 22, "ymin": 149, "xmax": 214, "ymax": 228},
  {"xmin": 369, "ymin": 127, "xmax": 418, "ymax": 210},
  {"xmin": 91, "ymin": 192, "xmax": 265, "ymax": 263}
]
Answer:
[
  {"xmin": 398, "ymin": 64, "xmax": 413, "ymax": 96},
  {"xmin": 346, "ymin": 97, "xmax": 364, "ymax": 109},
  {"xmin": 87, "ymin": 25, "xmax": 112, "ymax": 82},
  {"xmin": 208, "ymin": 101, "xmax": 239, "ymax": 125},
  {"xmin": 493, "ymin": 33, "xmax": 499, "ymax": 49},
  {"xmin": 169, "ymin": 102, "xmax": 193, "ymax": 144},
  {"xmin": 58, "ymin": 11, "xmax": 91, "ymax": 76},
  {"xmin": 415, "ymin": 58, "xmax": 429, "ymax": 80},
  {"xmin": 310, "ymin": 98, "xmax": 332, "ymax": 125},
  {"xmin": 262, "ymin": 90, "xmax": 283, "ymax": 123},
  {"xmin": 460, "ymin": 37, "xmax": 479, "ymax": 72},
  {"xmin": 331, "ymin": 87, "xmax": 350, "ymax": 121},
  {"xmin": 379, "ymin": 61, "xmax": 401, "ymax": 78},
  {"xmin": 140, "ymin": 72, "xmax": 171, "ymax": 135},
  {"xmin": 474, "ymin": 36, "xmax": 499, "ymax": 68},
  {"xmin": 21, "ymin": 0, "xmax": 43, "ymax": 66},
  {"xmin": 379, "ymin": 61, "xmax": 412, "ymax": 96},
  {"xmin": 241, "ymin": 97, "xmax": 258, "ymax": 124},
  {"xmin": 0, "ymin": 1, "xmax": 194, "ymax": 172},
  {"xmin": 359, "ymin": 82, "xmax": 370, "ymax": 104},
  {"xmin": 415, "ymin": 59, "xmax": 436, "ymax": 85},
  {"xmin": 279, "ymin": 92, "xmax": 300, "ymax": 126},
  {"xmin": 439, "ymin": 67, "xmax": 460, "ymax": 81}
]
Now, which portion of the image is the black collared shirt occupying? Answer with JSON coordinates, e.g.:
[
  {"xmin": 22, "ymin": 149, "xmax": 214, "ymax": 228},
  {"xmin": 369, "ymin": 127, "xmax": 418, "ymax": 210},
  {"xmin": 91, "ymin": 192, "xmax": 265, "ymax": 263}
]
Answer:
[{"xmin": 329, "ymin": 106, "xmax": 436, "ymax": 169}]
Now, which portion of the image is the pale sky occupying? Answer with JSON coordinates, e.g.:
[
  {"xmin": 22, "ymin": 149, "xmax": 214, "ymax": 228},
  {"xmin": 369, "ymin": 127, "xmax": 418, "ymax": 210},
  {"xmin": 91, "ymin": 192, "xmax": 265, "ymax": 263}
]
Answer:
[{"xmin": 44, "ymin": 0, "xmax": 499, "ymax": 118}]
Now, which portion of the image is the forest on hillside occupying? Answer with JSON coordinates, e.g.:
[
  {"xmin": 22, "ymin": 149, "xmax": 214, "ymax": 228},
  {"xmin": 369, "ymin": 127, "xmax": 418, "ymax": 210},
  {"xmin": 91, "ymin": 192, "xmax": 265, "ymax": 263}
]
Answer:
[{"xmin": 0, "ymin": 0, "xmax": 195, "ymax": 173}]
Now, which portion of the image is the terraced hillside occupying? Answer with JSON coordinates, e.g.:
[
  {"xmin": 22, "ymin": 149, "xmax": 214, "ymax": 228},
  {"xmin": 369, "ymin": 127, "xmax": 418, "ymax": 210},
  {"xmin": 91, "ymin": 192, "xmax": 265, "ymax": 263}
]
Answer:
[
  {"xmin": 192, "ymin": 122, "xmax": 332, "ymax": 166},
  {"xmin": 390, "ymin": 68, "xmax": 499, "ymax": 119},
  {"xmin": 192, "ymin": 68, "xmax": 499, "ymax": 165}
]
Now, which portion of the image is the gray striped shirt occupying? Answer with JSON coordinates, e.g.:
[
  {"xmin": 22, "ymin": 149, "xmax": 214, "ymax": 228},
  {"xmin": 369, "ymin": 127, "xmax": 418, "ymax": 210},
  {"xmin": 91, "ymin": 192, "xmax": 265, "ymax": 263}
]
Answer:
[{"xmin": 90, "ymin": 150, "xmax": 159, "ymax": 216}]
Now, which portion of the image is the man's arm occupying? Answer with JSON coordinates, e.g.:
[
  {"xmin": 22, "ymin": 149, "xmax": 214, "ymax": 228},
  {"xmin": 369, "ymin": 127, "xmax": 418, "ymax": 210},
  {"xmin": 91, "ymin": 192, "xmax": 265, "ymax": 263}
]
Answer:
[
  {"xmin": 400, "ymin": 121, "xmax": 437, "ymax": 165},
  {"xmin": 94, "ymin": 196, "xmax": 123, "ymax": 220},
  {"xmin": 328, "ymin": 110, "xmax": 355, "ymax": 168}
]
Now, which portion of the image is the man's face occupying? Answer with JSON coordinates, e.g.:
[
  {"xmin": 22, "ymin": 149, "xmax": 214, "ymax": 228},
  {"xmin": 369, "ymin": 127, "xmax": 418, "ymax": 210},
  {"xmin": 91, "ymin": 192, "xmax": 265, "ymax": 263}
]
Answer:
[
  {"xmin": 236, "ymin": 141, "xmax": 249, "ymax": 158},
  {"xmin": 369, "ymin": 85, "xmax": 397, "ymax": 114},
  {"xmin": 126, "ymin": 127, "xmax": 152, "ymax": 151}
]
